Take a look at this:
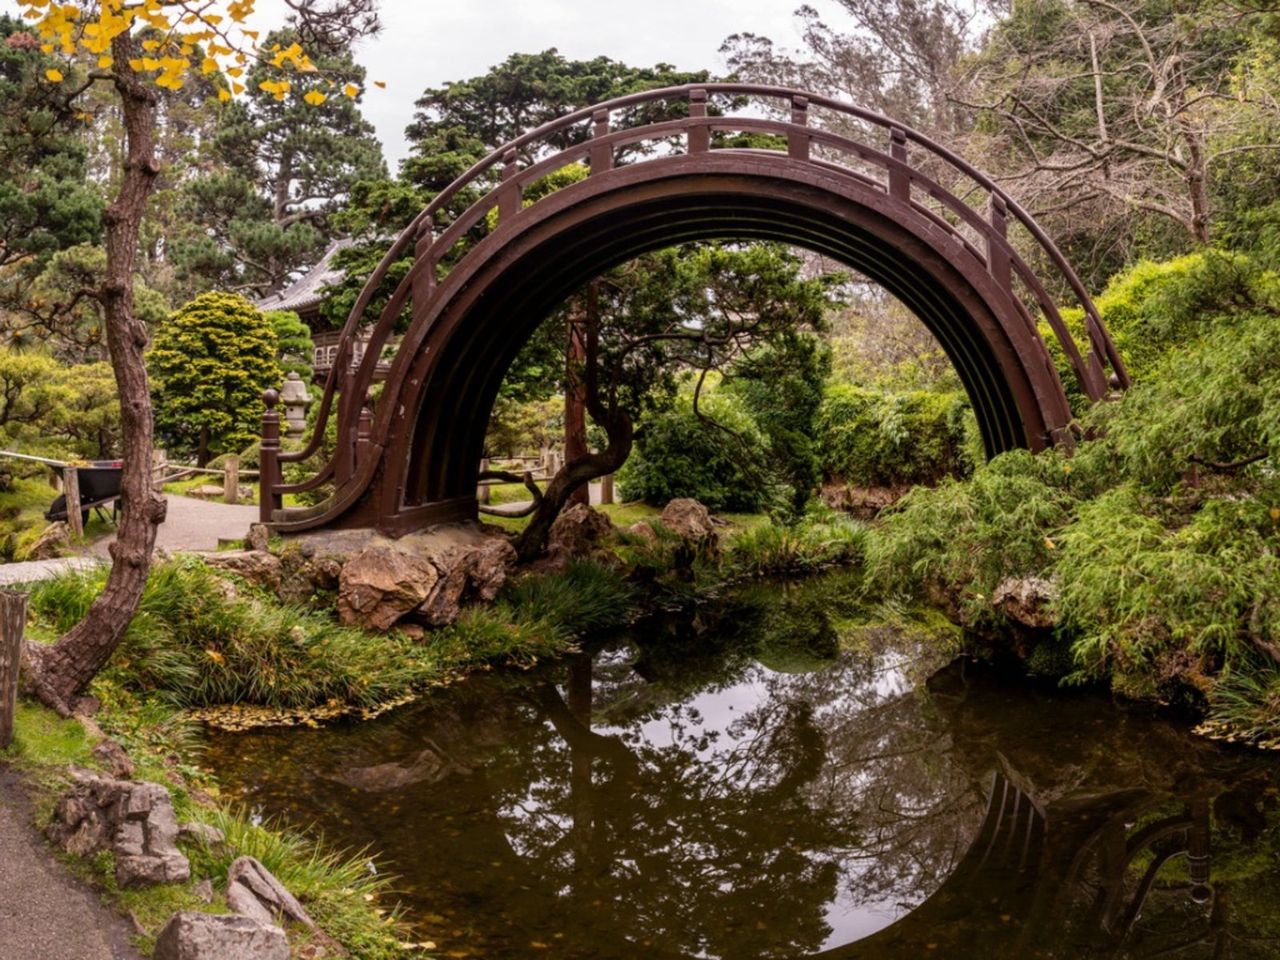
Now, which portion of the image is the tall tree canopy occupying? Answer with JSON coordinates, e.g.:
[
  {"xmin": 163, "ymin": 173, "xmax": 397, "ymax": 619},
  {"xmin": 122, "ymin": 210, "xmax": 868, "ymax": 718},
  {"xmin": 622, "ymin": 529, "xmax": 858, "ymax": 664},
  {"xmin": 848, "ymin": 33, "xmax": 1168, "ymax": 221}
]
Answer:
[{"xmin": 170, "ymin": 27, "xmax": 386, "ymax": 298}]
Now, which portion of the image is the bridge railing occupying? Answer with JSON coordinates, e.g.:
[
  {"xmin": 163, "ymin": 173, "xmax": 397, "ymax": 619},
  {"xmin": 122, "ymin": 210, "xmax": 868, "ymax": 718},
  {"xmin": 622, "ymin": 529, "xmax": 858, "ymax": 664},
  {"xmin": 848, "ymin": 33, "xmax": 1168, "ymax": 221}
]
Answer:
[{"xmin": 262, "ymin": 84, "xmax": 1130, "ymax": 522}]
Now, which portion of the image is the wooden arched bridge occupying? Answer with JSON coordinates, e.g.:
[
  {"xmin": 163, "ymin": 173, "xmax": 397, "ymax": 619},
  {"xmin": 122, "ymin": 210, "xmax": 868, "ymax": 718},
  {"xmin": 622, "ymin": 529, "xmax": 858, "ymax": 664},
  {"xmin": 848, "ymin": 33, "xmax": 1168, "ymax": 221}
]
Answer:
[{"xmin": 258, "ymin": 84, "xmax": 1129, "ymax": 535}]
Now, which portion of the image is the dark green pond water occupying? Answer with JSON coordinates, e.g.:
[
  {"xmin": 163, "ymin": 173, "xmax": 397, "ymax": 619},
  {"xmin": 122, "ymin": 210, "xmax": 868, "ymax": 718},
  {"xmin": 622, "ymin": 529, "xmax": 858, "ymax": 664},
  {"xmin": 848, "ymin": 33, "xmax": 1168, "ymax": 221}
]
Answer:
[{"xmin": 204, "ymin": 573, "xmax": 1280, "ymax": 959}]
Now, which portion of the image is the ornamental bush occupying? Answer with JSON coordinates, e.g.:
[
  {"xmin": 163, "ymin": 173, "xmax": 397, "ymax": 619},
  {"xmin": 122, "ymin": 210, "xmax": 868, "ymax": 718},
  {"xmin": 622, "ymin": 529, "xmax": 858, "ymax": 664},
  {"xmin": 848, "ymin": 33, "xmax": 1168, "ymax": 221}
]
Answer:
[
  {"xmin": 816, "ymin": 384, "xmax": 973, "ymax": 489},
  {"xmin": 618, "ymin": 388, "xmax": 768, "ymax": 513},
  {"xmin": 149, "ymin": 292, "xmax": 282, "ymax": 465}
]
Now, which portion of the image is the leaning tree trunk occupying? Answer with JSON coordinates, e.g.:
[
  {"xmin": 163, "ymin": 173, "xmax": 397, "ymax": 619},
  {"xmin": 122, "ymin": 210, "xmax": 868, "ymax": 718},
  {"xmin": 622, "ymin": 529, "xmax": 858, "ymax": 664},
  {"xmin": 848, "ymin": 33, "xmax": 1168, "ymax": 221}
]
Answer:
[
  {"xmin": 23, "ymin": 37, "xmax": 167, "ymax": 714},
  {"xmin": 515, "ymin": 295, "xmax": 630, "ymax": 563},
  {"xmin": 564, "ymin": 310, "xmax": 590, "ymax": 508},
  {"xmin": 514, "ymin": 424, "xmax": 632, "ymax": 563}
]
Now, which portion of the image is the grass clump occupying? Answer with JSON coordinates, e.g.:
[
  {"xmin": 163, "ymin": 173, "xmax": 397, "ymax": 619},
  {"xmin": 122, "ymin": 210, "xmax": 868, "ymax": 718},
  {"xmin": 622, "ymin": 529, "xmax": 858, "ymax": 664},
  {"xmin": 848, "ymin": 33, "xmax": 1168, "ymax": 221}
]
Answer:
[
  {"xmin": 30, "ymin": 558, "xmax": 443, "ymax": 711},
  {"xmin": 723, "ymin": 509, "xmax": 866, "ymax": 578}
]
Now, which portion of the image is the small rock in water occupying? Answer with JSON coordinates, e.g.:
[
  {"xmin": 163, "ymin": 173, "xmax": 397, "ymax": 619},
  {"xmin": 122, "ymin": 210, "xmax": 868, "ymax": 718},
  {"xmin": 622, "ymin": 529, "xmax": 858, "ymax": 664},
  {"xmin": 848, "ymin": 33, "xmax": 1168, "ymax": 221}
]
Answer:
[{"xmin": 153, "ymin": 912, "xmax": 288, "ymax": 960}]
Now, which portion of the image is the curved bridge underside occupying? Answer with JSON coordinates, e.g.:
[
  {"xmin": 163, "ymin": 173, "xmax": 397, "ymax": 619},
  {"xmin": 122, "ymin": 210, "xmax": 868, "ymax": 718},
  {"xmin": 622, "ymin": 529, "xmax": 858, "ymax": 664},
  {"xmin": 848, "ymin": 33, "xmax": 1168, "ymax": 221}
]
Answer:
[{"xmin": 260, "ymin": 85, "xmax": 1129, "ymax": 535}]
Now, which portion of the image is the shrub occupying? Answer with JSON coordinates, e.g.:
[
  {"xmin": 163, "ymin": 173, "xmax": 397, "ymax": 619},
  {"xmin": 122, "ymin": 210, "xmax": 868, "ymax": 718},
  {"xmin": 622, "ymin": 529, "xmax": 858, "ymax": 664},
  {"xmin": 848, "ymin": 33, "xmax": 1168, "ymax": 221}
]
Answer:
[
  {"xmin": 619, "ymin": 387, "xmax": 767, "ymax": 512},
  {"xmin": 862, "ymin": 449, "xmax": 1075, "ymax": 621},
  {"xmin": 816, "ymin": 384, "xmax": 972, "ymax": 488},
  {"xmin": 149, "ymin": 292, "xmax": 283, "ymax": 464},
  {"xmin": 723, "ymin": 509, "xmax": 866, "ymax": 577}
]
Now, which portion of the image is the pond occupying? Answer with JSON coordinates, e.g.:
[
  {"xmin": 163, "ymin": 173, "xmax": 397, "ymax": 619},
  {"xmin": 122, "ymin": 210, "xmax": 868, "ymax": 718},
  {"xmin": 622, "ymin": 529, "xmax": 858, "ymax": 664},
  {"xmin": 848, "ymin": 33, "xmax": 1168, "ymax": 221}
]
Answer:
[{"xmin": 204, "ymin": 572, "xmax": 1280, "ymax": 959}]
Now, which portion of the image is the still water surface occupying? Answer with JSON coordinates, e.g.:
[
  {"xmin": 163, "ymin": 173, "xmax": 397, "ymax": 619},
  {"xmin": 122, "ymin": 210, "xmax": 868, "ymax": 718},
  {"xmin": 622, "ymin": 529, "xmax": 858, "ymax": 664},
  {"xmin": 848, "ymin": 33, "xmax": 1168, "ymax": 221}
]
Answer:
[{"xmin": 205, "ymin": 574, "xmax": 1280, "ymax": 959}]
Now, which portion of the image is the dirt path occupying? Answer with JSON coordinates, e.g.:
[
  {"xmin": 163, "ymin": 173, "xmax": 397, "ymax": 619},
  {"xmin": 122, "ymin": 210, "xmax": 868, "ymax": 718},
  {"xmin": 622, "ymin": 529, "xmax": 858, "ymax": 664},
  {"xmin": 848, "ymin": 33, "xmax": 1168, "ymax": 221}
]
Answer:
[
  {"xmin": 0, "ymin": 766, "xmax": 141, "ymax": 960},
  {"xmin": 91, "ymin": 494, "xmax": 258, "ymax": 559}
]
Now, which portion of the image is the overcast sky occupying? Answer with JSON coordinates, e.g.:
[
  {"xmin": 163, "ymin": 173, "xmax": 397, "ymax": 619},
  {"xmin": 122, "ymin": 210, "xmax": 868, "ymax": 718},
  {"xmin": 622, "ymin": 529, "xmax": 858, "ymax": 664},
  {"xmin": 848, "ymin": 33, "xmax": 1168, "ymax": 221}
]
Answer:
[
  {"xmin": 2, "ymin": 0, "xmax": 821, "ymax": 166},
  {"xmin": 296, "ymin": 0, "xmax": 812, "ymax": 169}
]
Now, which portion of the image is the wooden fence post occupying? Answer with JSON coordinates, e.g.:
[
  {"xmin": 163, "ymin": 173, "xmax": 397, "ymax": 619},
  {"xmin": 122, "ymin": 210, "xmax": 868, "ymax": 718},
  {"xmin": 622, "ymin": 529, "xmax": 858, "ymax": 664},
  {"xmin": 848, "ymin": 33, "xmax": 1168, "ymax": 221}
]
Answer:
[
  {"xmin": 223, "ymin": 455, "xmax": 240, "ymax": 505},
  {"xmin": 62, "ymin": 466, "xmax": 83, "ymax": 538},
  {"xmin": 0, "ymin": 590, "xmax": 28, "ymax": 751},
  {"xmin": 600, "ymin": 474, "xmax": 615, "ymax": 506}
]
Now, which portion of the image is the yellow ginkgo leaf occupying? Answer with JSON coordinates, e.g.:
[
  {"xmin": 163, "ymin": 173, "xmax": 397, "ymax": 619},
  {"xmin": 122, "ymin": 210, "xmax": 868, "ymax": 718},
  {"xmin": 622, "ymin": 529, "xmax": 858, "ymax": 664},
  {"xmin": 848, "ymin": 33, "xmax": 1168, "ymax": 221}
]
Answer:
[
  {"xmin": 98, "ymin": 55, "xmax": 113, "ymax": 69},
  {"xmin": 343, "ymin": 83, "xmax": 360, "ymax": 98},
  {"xmin": 304, "ymin": 90, "xmax": 327, "ymax": 106},
  {"xmin": 45, "ymin": 68, "xmax": 63, "ymax": 83},
  {"xmin": 373, "ymin": 79, "xmax": 386, "ymax": 89}
]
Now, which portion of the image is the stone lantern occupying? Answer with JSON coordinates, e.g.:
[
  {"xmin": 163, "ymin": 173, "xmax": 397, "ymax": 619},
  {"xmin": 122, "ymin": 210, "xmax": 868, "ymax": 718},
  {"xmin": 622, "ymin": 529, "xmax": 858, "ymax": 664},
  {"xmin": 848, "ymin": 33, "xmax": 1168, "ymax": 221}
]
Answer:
[{"xmin": 279, "ymin": 371, "xmax": 312, "ymax": 436}]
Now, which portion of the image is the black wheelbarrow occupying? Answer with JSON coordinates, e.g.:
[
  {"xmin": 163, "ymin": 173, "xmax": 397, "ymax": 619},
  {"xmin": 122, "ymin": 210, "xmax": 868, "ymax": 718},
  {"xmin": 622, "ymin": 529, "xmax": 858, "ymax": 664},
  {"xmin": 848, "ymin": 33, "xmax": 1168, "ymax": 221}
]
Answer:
[{"xmin": 45, "ymin": 461, "xmax": 124, "ymax": 526}]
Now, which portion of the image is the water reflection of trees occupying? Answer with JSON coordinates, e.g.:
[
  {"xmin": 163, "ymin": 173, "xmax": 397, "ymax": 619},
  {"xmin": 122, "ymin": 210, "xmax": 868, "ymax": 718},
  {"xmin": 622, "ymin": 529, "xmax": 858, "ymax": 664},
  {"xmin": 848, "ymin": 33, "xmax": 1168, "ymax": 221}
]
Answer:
[
  {"xmin": 483, "ymin": 617, "xmax": 983, "ymax": 959},
  {"xmin": 202, "ymin": 573, "xmax": 1280, "ymax": 960}
]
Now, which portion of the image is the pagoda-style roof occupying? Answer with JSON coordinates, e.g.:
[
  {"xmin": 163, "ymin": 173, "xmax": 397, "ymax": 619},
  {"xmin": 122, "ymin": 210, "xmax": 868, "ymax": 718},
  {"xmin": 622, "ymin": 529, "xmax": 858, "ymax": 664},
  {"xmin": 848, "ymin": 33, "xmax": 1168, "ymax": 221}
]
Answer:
[{"xmin": 255, "ymin": 238, "xmax": 353, "ymax": 320}]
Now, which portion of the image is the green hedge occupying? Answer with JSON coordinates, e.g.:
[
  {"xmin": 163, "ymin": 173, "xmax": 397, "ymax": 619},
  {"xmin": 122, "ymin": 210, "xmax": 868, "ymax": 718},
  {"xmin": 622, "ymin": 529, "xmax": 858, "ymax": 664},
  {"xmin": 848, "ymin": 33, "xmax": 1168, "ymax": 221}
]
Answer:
[{"xmin": 816, "ymin": 384, "xmax": 973, "ymax": 488}]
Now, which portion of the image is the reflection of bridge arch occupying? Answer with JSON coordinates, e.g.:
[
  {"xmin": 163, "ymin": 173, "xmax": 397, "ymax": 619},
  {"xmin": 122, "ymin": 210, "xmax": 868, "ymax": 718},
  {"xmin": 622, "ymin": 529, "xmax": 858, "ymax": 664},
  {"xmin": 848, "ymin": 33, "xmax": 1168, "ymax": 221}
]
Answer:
[
  {"xmin": 259, "ymin": 84, "xmax": 1130, "ymax": 535},
  {"xmin": 814, "ymin": 773, "xmax": 1217, "ymax": 960}
]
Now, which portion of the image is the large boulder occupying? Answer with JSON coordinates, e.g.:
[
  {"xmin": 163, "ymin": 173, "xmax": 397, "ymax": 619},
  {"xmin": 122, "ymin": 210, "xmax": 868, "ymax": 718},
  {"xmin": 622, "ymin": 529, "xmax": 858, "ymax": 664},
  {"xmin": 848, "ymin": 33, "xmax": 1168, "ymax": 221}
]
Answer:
[
  {"xmin": 25, "ymin": 521, "xmax": 71, "ymax": 561},
  {"xmin": 154, "ymin": 912, "xmax": 288, "ymax": 960},
  {"xmin": 47, "ymin": 772, "xmax": 190, "ymax": 888},
  {"xmin": 659, "ymin": 499, "xmax": 717, "ymax": 545},
  {"xmin": 197, "ymin": 550, "xmax": 283, "ymax": 592},
  {"xmin": 337, "ymin": 546, "xmax": 439, "ymax": 631},
  {"xmin": 225, "ymin": 856, "xmax": 316, "ymax": 930},
  {"xmin": 419, "ymin": 538, "xmax": 517, "ymax": 627},
  {"xmin": 547, "ymin": 503, "xmax": 615, "ymax": 563},
  {"xmin": 993, "ymin": 576, "xmax": 1059, "ymax": 630}
]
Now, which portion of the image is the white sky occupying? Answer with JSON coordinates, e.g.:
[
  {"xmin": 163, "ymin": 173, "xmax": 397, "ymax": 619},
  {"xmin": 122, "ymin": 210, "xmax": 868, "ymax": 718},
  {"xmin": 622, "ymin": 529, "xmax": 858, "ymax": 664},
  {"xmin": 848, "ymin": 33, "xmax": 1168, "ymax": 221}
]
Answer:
[
  {"xmin": 305, "ymin": 0, "xmax": 811, "ymax": 170},
  {"xmin": 1, "ymin": 0, "xmax": 817, "ymax": 169}
]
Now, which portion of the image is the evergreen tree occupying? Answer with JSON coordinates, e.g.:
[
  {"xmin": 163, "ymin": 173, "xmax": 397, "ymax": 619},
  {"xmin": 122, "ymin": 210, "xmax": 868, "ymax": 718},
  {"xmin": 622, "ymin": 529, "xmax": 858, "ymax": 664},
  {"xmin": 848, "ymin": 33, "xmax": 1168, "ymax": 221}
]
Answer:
[
  {"xmin": 172, "ymin": 27, "xmax": 385, "ymax": 297},
  {"xmin": 149, "ymin": 293, "xmax": 283, "ymax": 465}
]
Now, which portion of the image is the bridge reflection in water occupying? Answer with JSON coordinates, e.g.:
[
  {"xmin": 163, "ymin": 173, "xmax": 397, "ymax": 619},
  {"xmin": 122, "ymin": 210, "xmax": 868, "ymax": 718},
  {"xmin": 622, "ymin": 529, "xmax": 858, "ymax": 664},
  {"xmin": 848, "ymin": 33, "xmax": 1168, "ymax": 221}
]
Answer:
[{"xmin": 204, "ymin": 578, "xmax": 1280, "ymax": 960}]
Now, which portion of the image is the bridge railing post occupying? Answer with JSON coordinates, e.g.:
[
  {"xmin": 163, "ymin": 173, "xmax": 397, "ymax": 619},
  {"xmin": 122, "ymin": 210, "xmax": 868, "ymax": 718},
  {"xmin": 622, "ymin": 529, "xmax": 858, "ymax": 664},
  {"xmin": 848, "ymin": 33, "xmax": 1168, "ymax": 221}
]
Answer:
[
  {"xmin": 788, "ymin": 95, "xmax": 810, "ymax": 161},
  {"xmin": 687, "ymin": 88, "xmax": 709, "ymax": 153},
  {"xmin": 590, "ymin": 108, "xmax": 613, "ymax": 174},
  {"xmin": 335, "ymin": 367, "xmax": 356, "ymax": 485},
  {"xmin": 498, "ymin": 148, "xmax": 521, "ymax": 222},
  {"xmin": 988, "ymin": 194, "xmax": 1012, "ymax": 292},
  {"xmin": 412, "ymin": 219, "xmax": 437, "ymax": 317},
  {"xmin": 888, "ymin": 127, "xmax": 910, "ymax": 201},
  {"xmin": 355, "ymin": 396, "xmax": 374, "ymax": 467},
  {"xmin": 259, "ymin": 389, "xmax": 282, "ymax": 524}
]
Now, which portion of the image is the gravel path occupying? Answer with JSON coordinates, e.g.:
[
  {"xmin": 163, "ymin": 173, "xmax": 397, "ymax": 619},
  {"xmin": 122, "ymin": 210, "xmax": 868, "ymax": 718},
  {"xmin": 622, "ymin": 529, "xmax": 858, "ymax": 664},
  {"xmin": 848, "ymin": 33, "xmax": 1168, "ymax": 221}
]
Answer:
[
  {"xmin": 91, "ymin": 494, "xmax": 259, "ymax": 559},
  {"xmin": 0, "ymin": 557, "xmax": 102, "ymax": 586},
  {"xmin": 0, "ymin": 767, "xmax": 141, "ymax": 960}
]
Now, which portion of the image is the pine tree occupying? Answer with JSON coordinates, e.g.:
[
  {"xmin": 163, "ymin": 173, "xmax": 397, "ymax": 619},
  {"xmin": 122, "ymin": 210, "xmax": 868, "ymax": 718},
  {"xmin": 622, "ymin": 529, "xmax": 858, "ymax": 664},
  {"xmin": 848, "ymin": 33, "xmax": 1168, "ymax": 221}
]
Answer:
[{"xmin": 149, "ymin": 293, "xmax": 283, "ymax": 465}]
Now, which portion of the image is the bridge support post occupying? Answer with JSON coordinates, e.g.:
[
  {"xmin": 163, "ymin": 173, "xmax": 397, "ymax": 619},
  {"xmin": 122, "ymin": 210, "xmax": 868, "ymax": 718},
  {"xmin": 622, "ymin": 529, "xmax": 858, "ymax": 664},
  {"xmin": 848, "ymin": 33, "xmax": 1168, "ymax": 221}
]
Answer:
[{"xmin": 259, "ymin": 389, "xmax": 282, "ymax": 524}]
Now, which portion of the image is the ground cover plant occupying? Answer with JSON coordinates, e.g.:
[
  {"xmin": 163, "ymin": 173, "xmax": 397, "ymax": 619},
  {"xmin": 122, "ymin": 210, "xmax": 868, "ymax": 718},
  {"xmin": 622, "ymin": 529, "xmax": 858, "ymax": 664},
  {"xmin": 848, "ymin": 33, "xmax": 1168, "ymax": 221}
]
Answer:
[{"xmin": 859, "ymin": 252, "xmax": 1280, "ymax": 742}]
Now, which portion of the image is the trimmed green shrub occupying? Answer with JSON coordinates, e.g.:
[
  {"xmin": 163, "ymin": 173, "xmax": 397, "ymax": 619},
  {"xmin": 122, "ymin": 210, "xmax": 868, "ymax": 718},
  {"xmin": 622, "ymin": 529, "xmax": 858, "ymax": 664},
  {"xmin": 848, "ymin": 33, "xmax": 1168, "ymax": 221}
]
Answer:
[
  {"xmin": 149, "ymin": 292, "xmax": 283, "ymax": 464},
  {"xmin": 816, "ymin": 384, "xmax": 972, "ymax": 488},
  {"xmin": 619, "ymin": 388, "xmax": 768, "ymax": 512}
]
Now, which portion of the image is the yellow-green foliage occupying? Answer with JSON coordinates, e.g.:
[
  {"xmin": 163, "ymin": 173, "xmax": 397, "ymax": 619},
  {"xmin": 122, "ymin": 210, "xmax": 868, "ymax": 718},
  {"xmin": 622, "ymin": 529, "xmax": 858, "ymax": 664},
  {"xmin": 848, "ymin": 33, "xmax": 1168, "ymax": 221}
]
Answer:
[
  {"xmin": 1052, "ymin": 251, "xmax": 1280, "ymax": 390},
  {"xmin": 863, "ymin": 449, "xmax": 1075, "ymax": 621},
  {"xmin": 864, "ymin": 254, "xmax": 1280, "ymax": 739},
  {"xmin": 1059, "ymin": 489, "xmax": 1279, "ymax": 679},
  {"xmin": 0, "ymin": 350, "xmax": 120, "ymax": 460},
  {"xmin": 149, "ymin": 292, "xmax": 283, "ymax": 461}
]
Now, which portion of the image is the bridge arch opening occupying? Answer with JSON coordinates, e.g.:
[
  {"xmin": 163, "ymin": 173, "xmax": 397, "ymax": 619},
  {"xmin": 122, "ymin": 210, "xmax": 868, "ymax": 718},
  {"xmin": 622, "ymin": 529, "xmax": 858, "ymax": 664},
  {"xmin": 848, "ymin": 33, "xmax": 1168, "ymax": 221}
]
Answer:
[{"xmin": 260, "ymin": 85, "xmax": 1128, "ymax": 535}]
